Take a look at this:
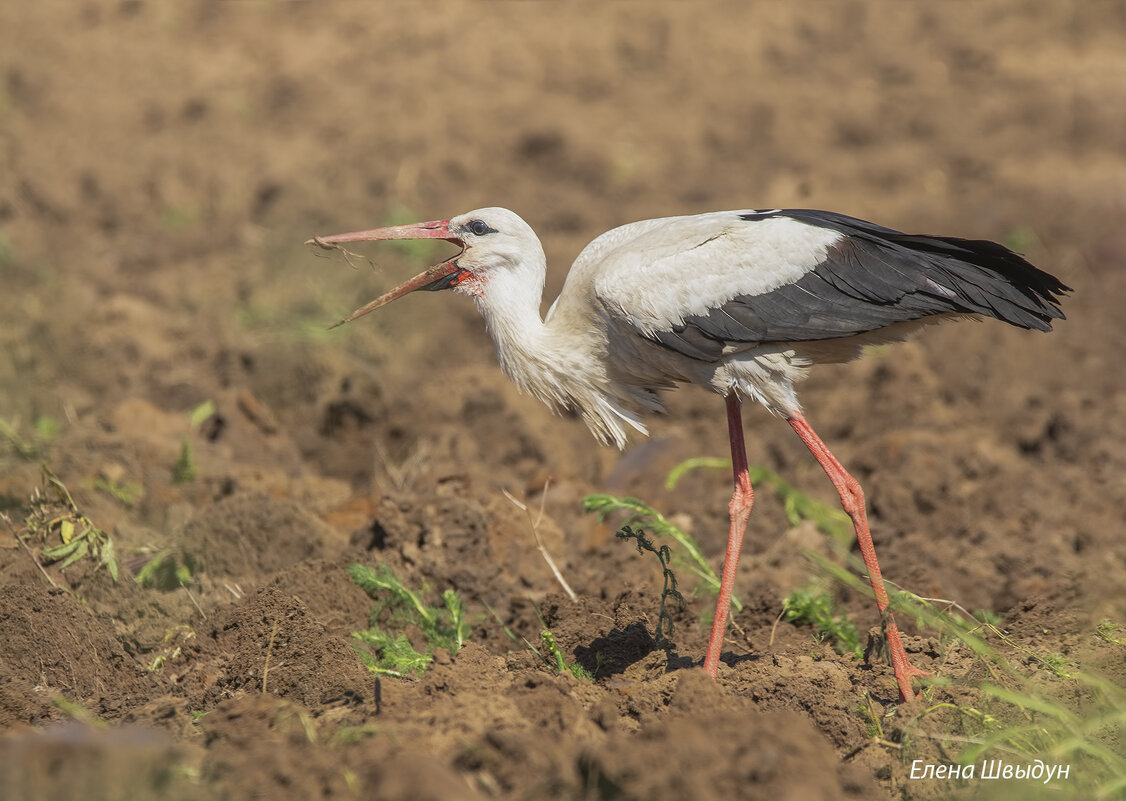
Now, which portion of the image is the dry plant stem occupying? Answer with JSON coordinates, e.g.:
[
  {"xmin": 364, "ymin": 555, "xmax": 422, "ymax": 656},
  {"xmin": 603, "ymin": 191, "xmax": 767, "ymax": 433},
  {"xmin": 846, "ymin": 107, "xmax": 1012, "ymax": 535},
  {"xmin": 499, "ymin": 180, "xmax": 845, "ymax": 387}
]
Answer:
[
  {"xmin": 769, "ymin": 606, "xmax": 787, "ymax": 648},
  {"xmin": 727, "ymin": 615, "xmax": 751, "ymax": 646},
  {"xmin": 372, "ymin": 440, "xmax": 408, "ymax": 491},
  {"xmin": 5, "ymin": 513, "xmax": 58, "ymax": 588},
  {"xmin": 183, "ymin": 585, "xmax": 207, "ymax": 621},
  {"xmin": 371, "ymin": 439, "xmax": 430, "ymax": 492},
  {"xmin": 842, "ymin": 739, "xmax": 904, "ymax": 761},
  {"xmin": 306, "ymin": 237, "xmax": 384, "ymax": 329},
  {"xmin": 307, "ymin": 237, "xmax": 374, "ymax": 269},
  {"xmin": 262, "ymin": 618, "xmax": 280, "ymax": 694},
  {"xmin": 501, "ymin": 483, "xmax": 577, "ymax": 602}
]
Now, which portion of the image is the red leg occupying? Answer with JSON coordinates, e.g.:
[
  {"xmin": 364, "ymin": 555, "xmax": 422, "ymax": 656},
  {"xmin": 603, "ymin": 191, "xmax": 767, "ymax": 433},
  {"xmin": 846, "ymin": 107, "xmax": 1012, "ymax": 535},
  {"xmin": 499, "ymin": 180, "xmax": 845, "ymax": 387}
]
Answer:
[
  {"xmin": 702, "ymin": 395, "xmax": 755, "ymax": 678},
  {"xmin": 787, "ymin": 411, "xmax": 928, "ymax": 702}
]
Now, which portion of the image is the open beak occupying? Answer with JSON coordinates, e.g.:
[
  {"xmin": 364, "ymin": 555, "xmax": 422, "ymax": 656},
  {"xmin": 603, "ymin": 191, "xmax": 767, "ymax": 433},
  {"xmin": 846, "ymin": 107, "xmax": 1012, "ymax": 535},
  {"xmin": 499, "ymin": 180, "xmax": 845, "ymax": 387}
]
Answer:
[{"xmin": 306, "ymin": 220, "xmax": 466, "ymax": 327}]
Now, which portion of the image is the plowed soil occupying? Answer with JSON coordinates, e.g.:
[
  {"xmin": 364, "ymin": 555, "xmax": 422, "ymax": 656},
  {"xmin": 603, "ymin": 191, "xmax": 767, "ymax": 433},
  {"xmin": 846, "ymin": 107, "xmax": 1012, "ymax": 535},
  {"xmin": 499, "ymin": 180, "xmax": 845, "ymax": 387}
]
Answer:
[{"xmin": 1, "ymin": 3, "xmax": 1124, "ymax": 800}]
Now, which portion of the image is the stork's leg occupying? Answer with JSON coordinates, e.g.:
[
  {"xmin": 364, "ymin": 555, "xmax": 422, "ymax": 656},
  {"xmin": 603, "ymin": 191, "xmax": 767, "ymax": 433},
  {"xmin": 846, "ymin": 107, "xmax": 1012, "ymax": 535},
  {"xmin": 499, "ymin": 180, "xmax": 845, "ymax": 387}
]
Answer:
[
  {"xmin": 787, "ymin": 411, "xmax": 928, "ymax": 702},
  {"xmin": 702, "ymin": 395, "xmax": 755, "ymax": 678}
]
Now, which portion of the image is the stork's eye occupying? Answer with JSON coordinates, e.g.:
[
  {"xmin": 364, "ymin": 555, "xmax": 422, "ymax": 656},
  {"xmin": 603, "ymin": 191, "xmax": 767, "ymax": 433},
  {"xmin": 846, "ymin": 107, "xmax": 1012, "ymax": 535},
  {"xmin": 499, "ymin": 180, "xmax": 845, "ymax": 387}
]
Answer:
[{"xmin": 467, "ymin": 219, "xmax": 496, "ymax": 236}]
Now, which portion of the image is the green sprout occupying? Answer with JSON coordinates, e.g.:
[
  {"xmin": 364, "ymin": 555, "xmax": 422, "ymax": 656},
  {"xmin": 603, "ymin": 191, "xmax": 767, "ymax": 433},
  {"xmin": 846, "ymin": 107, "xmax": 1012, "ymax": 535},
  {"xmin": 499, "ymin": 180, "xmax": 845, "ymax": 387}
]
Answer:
[
  {"xmin": 134, "ymin": 551, "xmax": 194, "ymax": 591},
  {"xmin": 0, "ymin": 415, "xmax": 59, "ymax": 459},
  {"xmin": 172, "ymin": 400, "xmax": 216, "ymax": 484},
  {"xmin": 781, "ymin": 586, "xmax": 862, "ymax": 658},
  {"xmin": 484, "ymin": 601, "xmax": 591, "ymax": 680},
  {"xmin": 90, "ymin": 475, "xmax": 145, "ymax": 507},
  {"xmin": 171, "ymin": 440, "xmax": 198, "ymax": 484},
  {"xmin": 541, "ymin": 630, "xmax": 592, "ymax": 680},
  {"xmin": 348, "ymin": 563, "xmax": 469, "ymax": 677}
]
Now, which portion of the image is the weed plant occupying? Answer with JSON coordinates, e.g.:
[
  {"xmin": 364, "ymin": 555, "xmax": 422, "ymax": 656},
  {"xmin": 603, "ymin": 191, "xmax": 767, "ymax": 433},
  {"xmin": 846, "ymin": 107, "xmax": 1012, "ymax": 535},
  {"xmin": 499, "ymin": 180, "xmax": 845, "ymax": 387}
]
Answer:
[
  {"xmin": 348, "ymin": 563, "xmax": 468, "ymax": 677},
  {"xmin": 483, "ymin": 601, "xmax": 592, "ymax": 679},
  {"xmin": 584, "ymin": 458, "xmax": 855, "ymax": 612},
  {"xmin": 584, "ymin": 490, "xmax": 737, "ymax": 610},
  {"xmin": 22, "ymin": 466, "xmax": 118, "ymax": 581},
  {"xmin": 782, "ymin": 587, "xmax": 863, "ymax": 658},
  {"xmin": 615, "ymin": 525, "xmax": 685, "ymax": 648}
]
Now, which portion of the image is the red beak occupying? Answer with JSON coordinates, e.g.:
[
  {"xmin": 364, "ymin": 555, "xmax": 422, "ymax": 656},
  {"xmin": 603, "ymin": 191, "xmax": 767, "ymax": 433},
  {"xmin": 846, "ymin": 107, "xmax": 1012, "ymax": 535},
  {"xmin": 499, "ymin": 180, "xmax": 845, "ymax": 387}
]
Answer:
[{"xmin": 307, "ymin": 220, "xmax": 467, "ymax": 327}]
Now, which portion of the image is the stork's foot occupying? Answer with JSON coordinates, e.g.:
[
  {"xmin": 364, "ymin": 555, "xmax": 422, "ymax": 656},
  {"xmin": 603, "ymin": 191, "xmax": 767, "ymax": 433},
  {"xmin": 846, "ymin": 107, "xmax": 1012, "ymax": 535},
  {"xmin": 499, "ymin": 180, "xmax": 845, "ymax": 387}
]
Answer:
[
  {"xmin": 893, "ymin": 660, "xmax": 932, "ymax": 703},
  {"xmin": 878, "ymin": 618, "xmax": 932, "ymax": 703}
]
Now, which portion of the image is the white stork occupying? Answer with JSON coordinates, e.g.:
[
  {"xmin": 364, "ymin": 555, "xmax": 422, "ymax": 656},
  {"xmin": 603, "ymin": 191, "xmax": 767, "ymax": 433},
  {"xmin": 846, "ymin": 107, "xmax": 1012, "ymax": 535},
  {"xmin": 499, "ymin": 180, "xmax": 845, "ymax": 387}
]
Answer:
[{"xmin": 309, "ymin": 207, "xmax": 1068, "ymax": 702}]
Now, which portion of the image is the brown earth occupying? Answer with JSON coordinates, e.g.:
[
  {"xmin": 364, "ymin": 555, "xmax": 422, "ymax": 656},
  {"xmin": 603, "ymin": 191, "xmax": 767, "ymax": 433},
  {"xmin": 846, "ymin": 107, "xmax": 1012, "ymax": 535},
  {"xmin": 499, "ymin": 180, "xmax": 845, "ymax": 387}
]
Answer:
[{"xmin": 1, "ymin": 2, "xmax": 1124, "ymax": 799}]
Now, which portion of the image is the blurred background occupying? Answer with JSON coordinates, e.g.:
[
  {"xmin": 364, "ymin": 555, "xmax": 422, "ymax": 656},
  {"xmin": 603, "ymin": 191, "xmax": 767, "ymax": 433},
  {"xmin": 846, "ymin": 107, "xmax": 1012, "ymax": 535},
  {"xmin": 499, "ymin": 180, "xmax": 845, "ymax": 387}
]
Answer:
[
  {"xmin": 1, "ymin": 2, "xmax": 1121, "ymax": 413},
  {"xmin": 1, "ymin": 0, "xmax": 1121, "ymax": 541}
]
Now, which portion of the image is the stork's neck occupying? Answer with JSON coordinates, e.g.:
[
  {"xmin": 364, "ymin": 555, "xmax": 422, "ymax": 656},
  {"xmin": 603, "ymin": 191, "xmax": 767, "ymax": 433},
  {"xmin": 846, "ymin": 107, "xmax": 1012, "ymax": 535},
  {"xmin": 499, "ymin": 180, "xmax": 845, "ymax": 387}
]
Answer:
[
  {"xmin": 471, "ymin": 262, "xmax": 563, "ymax": 388},
  {"xmin": 468, "ymin": 258, "xmax": 644, "ymax": 449}
]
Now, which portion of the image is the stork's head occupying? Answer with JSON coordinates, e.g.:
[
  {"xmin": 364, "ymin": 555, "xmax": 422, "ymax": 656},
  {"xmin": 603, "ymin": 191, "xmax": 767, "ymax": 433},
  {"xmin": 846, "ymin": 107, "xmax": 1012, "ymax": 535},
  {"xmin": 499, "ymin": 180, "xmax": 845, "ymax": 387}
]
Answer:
[{"xmin": 308, "ymin": 207, "xmax": 544, "ymax": 326}]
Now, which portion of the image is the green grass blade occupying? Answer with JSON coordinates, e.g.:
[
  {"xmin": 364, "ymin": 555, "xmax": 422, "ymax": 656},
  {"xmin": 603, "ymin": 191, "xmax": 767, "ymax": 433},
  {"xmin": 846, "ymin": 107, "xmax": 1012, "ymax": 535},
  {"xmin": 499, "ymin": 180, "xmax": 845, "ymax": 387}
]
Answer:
[
  {"xmin": 665, "ymin": 457, "xmax": 730, "ymax": 490},
  {"xmin": 584, "ymin": 492, "xmax": 737, "ymax": 610}
]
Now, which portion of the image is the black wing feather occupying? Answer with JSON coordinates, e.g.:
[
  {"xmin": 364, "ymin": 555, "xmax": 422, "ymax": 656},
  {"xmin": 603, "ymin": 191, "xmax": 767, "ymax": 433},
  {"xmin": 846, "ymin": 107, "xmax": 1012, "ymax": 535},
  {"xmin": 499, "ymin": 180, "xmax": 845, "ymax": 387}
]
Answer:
[{"xmin": 650, "ymin": 209, "xmax": 1068, "ymax": 361}]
